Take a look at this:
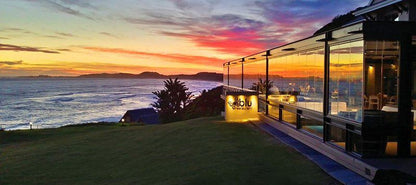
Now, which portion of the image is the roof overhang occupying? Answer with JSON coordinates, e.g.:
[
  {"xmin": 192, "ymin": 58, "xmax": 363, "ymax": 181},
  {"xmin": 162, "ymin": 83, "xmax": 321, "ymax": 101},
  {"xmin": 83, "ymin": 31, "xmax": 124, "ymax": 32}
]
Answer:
[{"xmin": 353, "ymin": 0, "xmax": 404, "ymax": 16}]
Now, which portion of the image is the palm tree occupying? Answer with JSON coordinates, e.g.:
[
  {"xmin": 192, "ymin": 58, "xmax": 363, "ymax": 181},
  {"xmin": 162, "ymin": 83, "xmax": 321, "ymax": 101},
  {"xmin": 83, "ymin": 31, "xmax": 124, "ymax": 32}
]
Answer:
[{"xmin": 152, "ymin": 78, "xmax": 192, "ymax": 123}]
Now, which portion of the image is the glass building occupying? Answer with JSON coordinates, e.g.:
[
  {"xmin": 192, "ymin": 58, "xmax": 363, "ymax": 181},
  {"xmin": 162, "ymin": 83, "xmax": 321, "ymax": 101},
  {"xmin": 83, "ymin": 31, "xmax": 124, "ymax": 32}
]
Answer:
[{"xmin": 223, "ymin": 20, "xmax": 416, "ymax": 158}]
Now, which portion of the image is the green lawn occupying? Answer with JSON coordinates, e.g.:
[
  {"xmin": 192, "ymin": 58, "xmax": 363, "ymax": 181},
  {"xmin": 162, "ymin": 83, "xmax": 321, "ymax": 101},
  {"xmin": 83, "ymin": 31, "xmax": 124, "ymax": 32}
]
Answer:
[{"xmin": 0, "ymin": 117, "xmax": 338, "ymax": 185}]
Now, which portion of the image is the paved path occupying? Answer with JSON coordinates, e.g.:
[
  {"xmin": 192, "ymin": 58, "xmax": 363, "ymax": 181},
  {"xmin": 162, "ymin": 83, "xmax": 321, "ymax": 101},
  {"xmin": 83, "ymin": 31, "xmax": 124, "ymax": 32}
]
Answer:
[{"xmin": 255, "ymin": 122, "xmax": 370, "ymax": 185}]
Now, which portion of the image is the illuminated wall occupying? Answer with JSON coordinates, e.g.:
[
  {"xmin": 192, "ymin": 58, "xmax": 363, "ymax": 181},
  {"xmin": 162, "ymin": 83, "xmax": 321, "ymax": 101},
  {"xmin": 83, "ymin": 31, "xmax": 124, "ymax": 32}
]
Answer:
[{"xmin": 225, "ymin": 94, "xmax": 258, "ymax": 122}]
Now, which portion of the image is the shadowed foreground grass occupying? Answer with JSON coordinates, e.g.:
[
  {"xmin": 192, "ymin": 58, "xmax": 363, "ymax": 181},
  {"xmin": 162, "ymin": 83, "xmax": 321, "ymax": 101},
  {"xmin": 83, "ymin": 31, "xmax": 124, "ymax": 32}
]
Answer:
[{"xmin": 0, "ymin": 117, "xmax": 338, "ymax": 185}]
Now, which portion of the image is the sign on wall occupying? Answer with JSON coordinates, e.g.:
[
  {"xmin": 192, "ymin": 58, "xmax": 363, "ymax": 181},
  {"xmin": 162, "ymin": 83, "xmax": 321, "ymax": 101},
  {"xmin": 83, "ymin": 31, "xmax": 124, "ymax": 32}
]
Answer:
[{"xmin": 225, "ymin": 92, "xmax": 258, "ymax": 122}]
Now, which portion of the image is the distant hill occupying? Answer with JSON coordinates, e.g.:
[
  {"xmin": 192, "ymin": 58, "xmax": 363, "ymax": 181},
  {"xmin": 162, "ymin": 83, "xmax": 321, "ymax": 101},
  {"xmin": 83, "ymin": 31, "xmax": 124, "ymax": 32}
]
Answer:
[{"xmin": 78, "ymin": 72, "xmax": 222, "ymax": 82}]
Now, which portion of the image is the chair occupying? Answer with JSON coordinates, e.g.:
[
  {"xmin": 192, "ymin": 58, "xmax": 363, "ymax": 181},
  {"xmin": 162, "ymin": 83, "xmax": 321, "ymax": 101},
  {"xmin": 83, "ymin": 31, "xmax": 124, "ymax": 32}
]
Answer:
[
  {"xmin": 387, "ymin": 95, "xmax": 397, "ymax": 105},
  {"xmin": 363, "ymin": 95, "xmax": 369, "ymax": 109},
  {"xmin": 369, "ymin": 95, "xmax": 380, "ymax": 110}
]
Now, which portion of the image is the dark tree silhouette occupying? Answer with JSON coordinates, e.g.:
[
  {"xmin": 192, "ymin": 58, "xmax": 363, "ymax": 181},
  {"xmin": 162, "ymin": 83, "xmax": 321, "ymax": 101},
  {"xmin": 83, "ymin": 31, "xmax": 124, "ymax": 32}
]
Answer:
[
  {"xmin": 152, "ymin": 78, "xmax": 192, "ymax": 123},
  {"xmin": 184, "ymin": 86, "xmax": 224, "ymax": 119}
]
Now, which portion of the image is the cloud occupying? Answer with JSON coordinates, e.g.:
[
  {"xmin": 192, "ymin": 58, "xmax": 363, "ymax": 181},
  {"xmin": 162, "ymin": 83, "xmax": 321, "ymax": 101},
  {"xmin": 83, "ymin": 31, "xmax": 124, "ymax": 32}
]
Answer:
[
  {"xmin": 0, "ymin": 27, "xmax": 73, "ymax": 39},
  {"xmin": 0, "ymin": 43, "xmax": 60, "ymax": 54},
  {"xmin": 57, "ymin": 48, "xmax": 72, "ymax": 52},
  {"xmin": 82, "ymin": 46, "xmax": 224, "ymax": 66},
  {"xmin": 125, "ymin": 12, "xmax": 272, "ymax": 55},
  {"xmin": 24, "ymin": 0, "xmax": 95, "ymax": 20},
  {"xmin": 124, "ymin": 0, "xmax": 367, "ymax": 56},
  {"xmin": 55, "ymin": 32, "xmax": 74, "ymax": 37},
  {"xmin": 0, "ymin": 60, "xmax": 23, "ymax": 65},
  {"xmin": 99, "ymin": 32, "xmax": 119, "ymax": 39}
]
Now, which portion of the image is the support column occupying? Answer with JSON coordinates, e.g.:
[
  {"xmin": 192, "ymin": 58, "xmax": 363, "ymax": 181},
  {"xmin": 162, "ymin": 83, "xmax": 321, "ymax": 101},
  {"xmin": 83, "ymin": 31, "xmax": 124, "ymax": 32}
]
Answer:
[
  {"xmin": 265, "ymin": 50, "xmax": 270, "ymax": 115},
  {"xmin": 398, "ymin": 35, "xmax": 412, "ymax": 157},
  {"xmin": 323, "ymin": 32, "xmax": 332, "ymax": 142},
  {"xmin": 241, "ymin": 58, "xmax": 244, "ymax": 91}
]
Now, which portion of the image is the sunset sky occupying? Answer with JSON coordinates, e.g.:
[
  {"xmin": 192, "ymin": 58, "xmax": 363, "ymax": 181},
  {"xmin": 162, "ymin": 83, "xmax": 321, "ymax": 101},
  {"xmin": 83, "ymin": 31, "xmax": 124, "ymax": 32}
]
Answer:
[{"xmin": 0, "ymin": 0, "xmax": 368, "ymax": 76}]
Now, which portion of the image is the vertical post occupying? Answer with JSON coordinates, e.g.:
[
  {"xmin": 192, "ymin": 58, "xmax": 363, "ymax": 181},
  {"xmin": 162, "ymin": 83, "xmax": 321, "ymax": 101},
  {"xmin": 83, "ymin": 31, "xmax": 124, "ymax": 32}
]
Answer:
[
  {"xmin": 265, "ymin": 50, "xmax": 270, "ymax": 115},
  {"xmin": 409, "ymin": 0, "xmax": 416, "ymax": 21},
  {"xmin": 323, "ymin": 32, "xmax": 331, "ymax": 142},
  {"xmin": 227, "ymin": 62, "xmax": 230, "ymax": 86},
  {"xmin": 296, "ymin": 110, "xmax": 302, "ymax": 129},
  {"xmin": 241, "ymin": 58, "xmax": 244, "ymax": 91},
  {"xmin": 398, "ymin": 35, "xmax": 412, "ymax": 157}
]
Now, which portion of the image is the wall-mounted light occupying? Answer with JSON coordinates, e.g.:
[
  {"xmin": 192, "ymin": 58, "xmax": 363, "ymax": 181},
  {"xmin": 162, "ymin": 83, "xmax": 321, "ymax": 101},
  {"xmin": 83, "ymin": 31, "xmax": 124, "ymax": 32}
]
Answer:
[{"xmin": 282, "ymin": 48, "xmax": 296, "ymax": 51}]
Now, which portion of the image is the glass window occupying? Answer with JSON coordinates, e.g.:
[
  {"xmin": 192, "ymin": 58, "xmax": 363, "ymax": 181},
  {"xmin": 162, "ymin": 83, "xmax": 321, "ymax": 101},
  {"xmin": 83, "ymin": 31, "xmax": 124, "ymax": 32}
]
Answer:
[
  {"xmin": 411, "ymin": 35, "xmax": 416, "ymax": 156},
  {"xmin": 328, "ymin": 125, "xmax": 346, "ymax": 149},
  {"xmin": 364, "ymin": 41, "xmax": 399, "ymax": 111},
  {"xmin": 243, "ymin": 59, "xmax": 266, "ymax": 95},
  {"xmin": 269, "ymin": 55, "xmax": 288, "ymax": 104},
  {"xmin": 329, "ymin": 41, "xmax": 364, "ymax": 122},
  {"xmin": 223, "ymin": 64, "xmax": 228, "ymax": 86},
  {"xmin": 268, "ymin": 104, "xmax": 280, "ymax": 119},
  {"xmin": 229, "ymin": 62, "xmax": 242, "ymax": 89},
  {"xmin": 351, "ymin": 133, "xmax": 363, "ymax": 155},
  {"xmin": 364, "ymin": 41, "xmax": 402, "ymax": 156},
  {"xmin": 282, "ymin": 110, "xmax": 297, "ymax": 126},
  {"xmin": 268, "ymin": 48, "xmax": 324, "ymax": 113},
  {"xmin": 296, "ymin": 49, "xmax": 325, "ymax": 112},
  {"xmin": 300, "ymin": 116, "xmax": 323, "ymax": 138}
]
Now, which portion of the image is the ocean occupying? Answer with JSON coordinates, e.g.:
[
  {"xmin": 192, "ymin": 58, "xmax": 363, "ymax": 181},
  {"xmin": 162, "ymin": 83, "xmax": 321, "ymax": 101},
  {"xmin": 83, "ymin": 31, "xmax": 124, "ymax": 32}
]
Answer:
[{"xmin": 0, "ymin": 78, "xmax": 221, "ymax": 130}]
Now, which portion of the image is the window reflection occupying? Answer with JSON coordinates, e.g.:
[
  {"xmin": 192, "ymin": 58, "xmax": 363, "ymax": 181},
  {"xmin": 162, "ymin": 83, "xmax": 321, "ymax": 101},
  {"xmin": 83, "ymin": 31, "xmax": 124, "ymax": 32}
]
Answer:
[
  {"xmin": 329, "ymin": 41, "xmax": 364, "ymax": 122},
  {"xmin": 243, "ymin": 60, "xmax": 266, "ymax": 96},
  {"xmin": 229, "ymin": 62, "xmax": 242, "ymax": 89},
  {"xmin": 300, "ymin": 116, "xmax": 323, "ymax": 138},
  {"xmin": 244, "ymin": 59, "xmax": 267, "ymax": 113},
  {"xmin": 223, "ymin": 65, "xmax": 228, "ymax": 86},
  {"xmin": 282, "ymin": 110, "xmax": 296, "ymax": 126},
  {"xmin": 268, "ymin": 48, "xmax": 325, "ymax": 113}
]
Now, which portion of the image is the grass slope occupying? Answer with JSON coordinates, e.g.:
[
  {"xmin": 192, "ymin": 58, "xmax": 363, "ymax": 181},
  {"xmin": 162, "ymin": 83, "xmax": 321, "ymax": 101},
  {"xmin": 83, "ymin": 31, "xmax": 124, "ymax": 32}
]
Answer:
[{"xmin": 0, "ymin": 117, "xmax": 338, "ymax": 185}]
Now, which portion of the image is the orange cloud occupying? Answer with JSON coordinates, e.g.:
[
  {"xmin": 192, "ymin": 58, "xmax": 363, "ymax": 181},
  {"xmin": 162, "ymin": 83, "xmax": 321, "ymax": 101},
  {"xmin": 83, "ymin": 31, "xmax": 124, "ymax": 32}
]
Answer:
[{"xmin": 82, "ymin": 47, "xmax": 225, "ymax": 66}]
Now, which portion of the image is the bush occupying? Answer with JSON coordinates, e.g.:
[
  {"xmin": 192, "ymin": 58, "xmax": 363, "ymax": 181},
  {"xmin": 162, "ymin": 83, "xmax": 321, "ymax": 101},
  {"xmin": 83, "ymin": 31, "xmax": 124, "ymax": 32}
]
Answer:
[{"xmin": 184, "ymin": 86, "xmax": 224, "ymax": 119}]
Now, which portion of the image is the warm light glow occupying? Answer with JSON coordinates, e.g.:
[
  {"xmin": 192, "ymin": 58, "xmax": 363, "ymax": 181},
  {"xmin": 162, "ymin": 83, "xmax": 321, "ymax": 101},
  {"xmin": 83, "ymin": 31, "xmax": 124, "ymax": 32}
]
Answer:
[
  {"xmin": 289, "ymin": 95, "xmax": 296, "ymax": 104},
  {"xmin": 225, "ymin": 94, "xmax": 258, "ymax": 122}
]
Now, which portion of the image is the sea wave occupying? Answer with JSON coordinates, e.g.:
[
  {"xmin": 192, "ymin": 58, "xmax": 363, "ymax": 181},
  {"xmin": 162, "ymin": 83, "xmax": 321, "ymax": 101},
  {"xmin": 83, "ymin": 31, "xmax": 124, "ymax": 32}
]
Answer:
[{"xmin": 0, "ymin": 78, "xmax": 221, "ymax": 130}]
